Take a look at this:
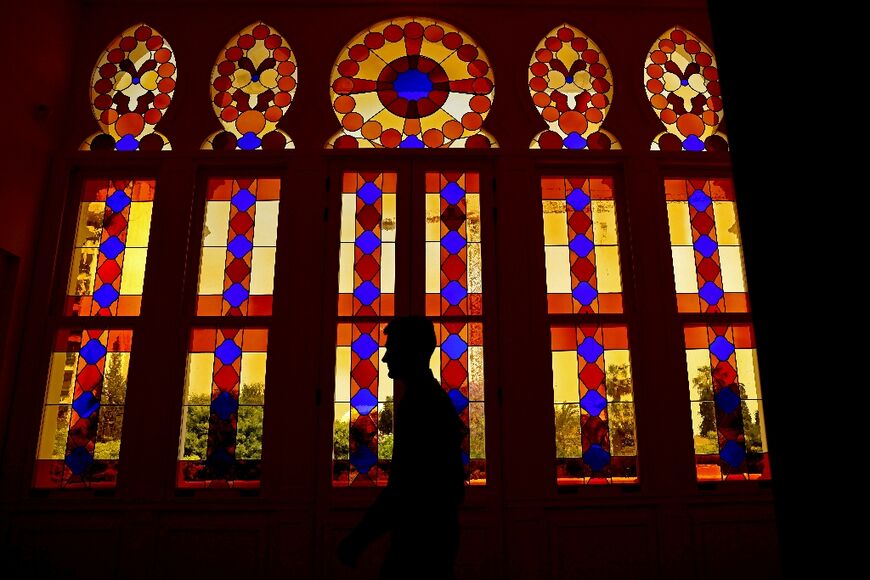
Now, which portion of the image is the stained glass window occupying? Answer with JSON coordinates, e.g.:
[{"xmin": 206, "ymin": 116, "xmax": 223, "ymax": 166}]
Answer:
[
  {"xmin": 542, "ymin": 177, "xmax": 622, "ymax": 314},
  {"xmin": 179, "ymin": 328, "xmax": 268, "ymax": 488},
  {"xmin": 644, "ymin": 26, "xmax": 727, "ymax": 151},
  {"xmin": 196, "ymin": 178, "xmax": 280, "ymax": 316},
  {"xmin": 204, "ymin": 22, "xmax": 297, "ymax": 150},
  {"xmin": 82, "ymin": 24, "xmax": 176, "ymax": 151},
  {"xmin": 327, "ymin": 17, "xmax": 497, "ymax": 149},
  {"xmin": 685, "ymin": 323, "xmax": 769, "ymax": 480},
  {"xmin": 425, "ymin": 172, "xmax": 485, "ymax": 483},
  {"xmin": 528, "ymin": 25, "xmax": 620, "ymax": 150},
  {"xmin": 542, "ymin": 177, "xmax": 637, "ymax": 484},
  {"xmin": 34, "ymin": 329, "xmax": 133, "ymax": 488},
  {"xmin": 665, "ymin": 178, "xmax": 748, "ymax": 313},
  {"xmin": 333, "ymin": 173, "xmax": 397, "ymax": 486},
  {"xmin": 65, "ymin": 179, "xmax": 154, "ymax": 316}
]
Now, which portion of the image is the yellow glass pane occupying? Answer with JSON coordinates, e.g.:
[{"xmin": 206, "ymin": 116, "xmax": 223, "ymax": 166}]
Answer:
[
  {"xmin": 202, "ymin": 201, "xmax": 230, "ymax": 246},
  {"xmin": 44, "ymin": 352, "xmax": 76, "ymax": 405},
  {"xmin": 381, "ymin": 243, "xmax": 395, "ymax": 294},
  {"xmin": 713, "ymin": 201, "xmax": 741, "ymax": 246},
  {"xmin": 378, "ymin": 347, "xmax": 393, "ymax": 399},
  {"xmin": 686, "ymin": 350, "xmax": 713, "ymax": 400},
  {"xmin": 68, "ymin": 248, "xmax": 98, "ymax": 295},
  {"xmin": 426, "ymin": 194, "xmax": 440, "ymax": 241},
  {"xmin": 197, "ymin": 247, "xmax": 227, "ymax": 295},
  {"xmin": 185, "ymin": 353, "xmax": 214, "ymax": 401},
  {"xmin": 250, "ymin": 247, "xmax": 276, "ymax": 295},
  {"xmin": 382, "ymin": 192, "xmax": 396, "ymax": 242},
  {"xmin": 468, "ymin": 243, "xmax": 482, "ymax": 294},
  {"xmin": 591, "ymin": 200, "xmax": 618, "ymax": 245},
  {"xmin": 468, "ymin": 345, "xmax": 484, "ymax": 401},
  {"xmin": 372, "ymin": 40, "xmax": 406, "ymax": 66},
  {"xmin": 671, "ymin": 246, "xmax": 697, "ymax": 293},
  {"xmin": 719, "ymin": 246, "xmax": 747, "ymax": 293},
  {"xmin": 338, "ymin": 243, "xmax": 354, "ymax": 293},
  {"xmin": 469, "ymin": 402, "xmax": 485, "ymax": 459},
  {"xmin": 74, "ymin": 202, "xmax": 104, "ymax": 247},
  {"xmin": 552, "ymin": 350, "xmax": 579, "ymax": 403},
  {"xmin": 542, "ymin": 202, "xmax": 568, "ymax": 245},
  {"xmin": 356, "ymin": 51, "xmax": 384, "ymax": 81},
  {"xmin": 420, "ymin": 37, "xmax": 453, "ymax": 63},
  {"xmin": 334, "ymin": 346, "xmax": 351, "ymax": 402},
  {"xmin": 339, "ymin": 194, "xmax": 356, "ymax": 242},
  {"xmin": 126, "ymin": 201, "xmax": 153, "ymax": 247},
  {"xmin": 430, "ymin": 347, "xmax": 442, "ymax": 383},
  {"xmin": 595, "ymin": 245, "xmax": 622, "ymax": 293},
  {"xmin": 425, "ymin": 241, "xmax": 440, "ymax": 293},
  {"xmin": 37, "ymin": 405, "xmax": 70, "ymax": 459},
  {"xmin": 735, "ymin": 348, "xmax": 761, "ymax": 400},
  {"xmin": 667, "ymin": 202, "xmax": 693, "ymax": 245},
  {"xmin": 119, "ymin": 247, "xmax": 147, "ymax": 294},
  {"xmin": 467, "ymin": 194, "xmax": 481, "ymax": 243},
  {"xmin": 252, "ymin": 200, "xmax": 279, "ymax": 246},
  {"xmin": 240, "ymin": 352, "xmax": 267, "ymax": 391},
  {"xmin": 545, "ymin": 246, "xmax": 571, "ymax": 293},
  {"xmin": 440, "ymin": 52, "xmax": 468, "ymax": 85}
]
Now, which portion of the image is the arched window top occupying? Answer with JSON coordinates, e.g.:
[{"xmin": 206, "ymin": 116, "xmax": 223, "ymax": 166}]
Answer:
[
  {"xmin": 204, "ymin": 22, "xmax": 297, "ymax": 150},
  {"xmin": 529, "ymin": 24, "xmax": 620, "ymax": 150},
  {"xmin": 82, "ymin": 24, "xmax": 177, "ymax": 151},
  {"xmin": 645, "ymin": 26, "xmax": 727, "ymax": 151},
  {"xmin": 327, "ymin": 17, "xmax": 497, "ymax": 149}
]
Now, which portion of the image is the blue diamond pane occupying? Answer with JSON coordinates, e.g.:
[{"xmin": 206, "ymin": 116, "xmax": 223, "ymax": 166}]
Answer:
[
  {"xmin": 115, "ymin": 134, "xmax": 139, "ymax": 151},
  {"xmin": 693, "ymin": 234, "xmax": 718, "ymax": 259},
  {"xmin": 442, "ymin": 281, "xmax": 468, "ymax": 306},
  {"xmin": 699, "ymin": 281, "xmax": 724, "ymax": 306},
  {"xmin": 223, "ymin": 283, "xmax": 249, "ymax": 308},
  {"xmin": 688, "ymin": 189, "xmax": 712, "ymax": 212},
  {"xmin": 227, "ymin": 235, "xmax": 254, "ymax": 259},
  {"xmin": 215, "ymin": 339, "xmax": 242, "ymax": 365},
  {"xmin": 354, "ymin": 280, "xmax": 380, "ymax": 306},
  {"xmin": 357, "ymin": 182, "xmax": 382, "ymax": 205},
  {"xmin": 72, "ymin": 390, "xmax": 100, "ymax": 419},
  {"xmin": 65, "ymin": 446, "xmax": 94, "ymax": 475},
  {"xmin": 100, "ymin": 236, "xmax": 126, "ymax": 260},
  {"xmin": 461, "ymin": 450, "xmax": 470, "ymax": 466},
  {"xmin": 577, "ymin": 337, "xmax": 604, "ymax": 363},
  {"xmin": 441, "ymin": 334, "xmax": 468, "ymax": 360},
  {"xmin": 572, "ymin": 281, "xmax": 598, "ymax": 306},
  {"xmin": 351, "ymin": 445, "xmax": 377, "ymax": 472},
  {"xmin": 232, "ymin": 188, "xmax": 256, "ymax": 212},
  {"xmin": 356, "ymin": 230, "xmax": 381, "ymax": 254},
  {"xmin": 238, "ymin": 132, "xmax": 262, "ymax": 150},
  {"xmin": 441, "ymin": 231, "xmax": 467, "ymax": 254},
  {"xmin": 563, "ymin": 132, "xmax": 587, "ymax": 150},
  {"xmin": 400, "ymin": 135, "xmax": 425, "ymax": 149},
  {"xmin": 441, "ymin": 182, "xmax": 466, "ymax": 205},
  {"xmin": 683, "ymin": 134, "xmax": 705, "ymax": 151},
  {"xmin": 393, "ymin": 69, "xmax": 433, "ymax": 100},
  {"xmin": 569, "ymin": 234, "xmax": 594, "ymax": 257},
  {"xmin": 351, "ymin": 333, "xmax": 379, "ymax": 359},
  {"xmin": 580, "ymin": 389, "xmax": 607, "ymax": 416},
  {"xmin": 351, "ymin": 388, "xmax": 378, "ymax": 415},
  {"xmin": 211, "ymin": 391, "xmax": 239, "ymax": 420},
  {"xmin": 720, "ymin": 440, "xmax": 746, "ymax": 468},
  {"xmin": 106, "ymin": 190, "xmax": 131, "ymax": 213},
  {"xmin": 566, "ymin": 188, "xmax": 591, "ymax": 211},
  {"xmin": 448, "ymin": 389, "xmax": 469, "ymax": 412},
  {"xmin": 709, "ymin": 336, "xmax": 735, "ymax": 361},
  {"xmin": 93, "ymin": 284, "xmax": 120, "ymax": 308},
  {"xmin": 79, "ymin": 339, "xmax": 107, "ymax": 365},
  {"xmin": 583, "ymin": 444, "xmax": 611, "ymax": 471},
  {"xmin": 715, "ymin": 387, "xmax": 741, "ymax": 414}
]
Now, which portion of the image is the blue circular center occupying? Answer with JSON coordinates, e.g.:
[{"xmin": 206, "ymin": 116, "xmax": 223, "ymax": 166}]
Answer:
[
  {"xmin": 132, "ymin": 77, "xmax": 140, "ymax": 85},
  {"xmin": 393, "ymin": 69, "xmax": 432, "ymax": 101},
  {"xmin": 566, "ymin": 75, "xmax": 574, "ymax": 84},
  {"xmin": 252, "ymin": 73, "xmax": 260, "ymax": 82},
  {"xmin": 681, "ymin": 78, "xmax": 689, "ymax": 86}
]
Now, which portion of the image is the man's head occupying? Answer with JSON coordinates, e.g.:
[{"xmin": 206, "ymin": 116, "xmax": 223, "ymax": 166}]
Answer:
[{"xmin": 382, "ymin": 316, "xmax": 437, "ymax": 380}]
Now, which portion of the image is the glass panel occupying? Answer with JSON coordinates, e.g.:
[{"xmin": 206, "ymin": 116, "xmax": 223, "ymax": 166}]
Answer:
[
  {"xmin": 685, "ymin": 323, "xmax": 770, "ymax": 481},
  {"xmin": 64, "ymin": 179, "xmax": 155, "ymax": 316},
  {"xmin": 178, "ymin": 328, "xmax": 268, "ymax": 488},
  {"xmin": 196, "ymin": 178, "xmax": 280, "ymax": 316},
  {"xmin": 34, "ymin": 328, "xmax": 133, "ymax": 489},
  {"xmin": 542, "ymin": 177, "xmax": 623, "ymax": 314},
  {"xmin": 665, "ymin": 178, "xmax": 749, "ymax": 313},
  {"xmin": 551, "ymin": 324, "xmax": 637, "ymax": 484}
]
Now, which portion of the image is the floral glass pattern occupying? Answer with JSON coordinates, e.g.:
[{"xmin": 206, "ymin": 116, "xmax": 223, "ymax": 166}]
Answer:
[
  {"xmin": 82, "ymin": 24, "xmax": 176, "ymax": 151},
  {"xmin": 529, "ymin": 25, "xmax": 619, "ymax": 150},
  {"xmin": 327, "ymin": 17, "xmax": 497, "ymax": 149}
]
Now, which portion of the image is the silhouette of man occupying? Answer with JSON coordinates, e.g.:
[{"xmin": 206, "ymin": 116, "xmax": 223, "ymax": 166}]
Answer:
[{"xmin": 337, "ymin": 316, "xmax": 466, "ymax": 579}]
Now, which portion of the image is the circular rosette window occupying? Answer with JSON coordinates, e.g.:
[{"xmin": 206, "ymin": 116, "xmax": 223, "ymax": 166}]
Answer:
[
  {"xmin": 327, "ymin": 17, "xmax": 497, "ymax": 149},
  {"xmin": 83, "ymin": 24, "xmax": 176, "ymax": 151},
  {"xmin": 204, "ymin": 22, "xmax": 297, "ymax": 150},
  {"xmin": 528, "ymin": 24, "xmax": 619, "ymax": 150},
  {"xmin": 644, "ymin": 26, "xmax": 727, "ymax": 151}
]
